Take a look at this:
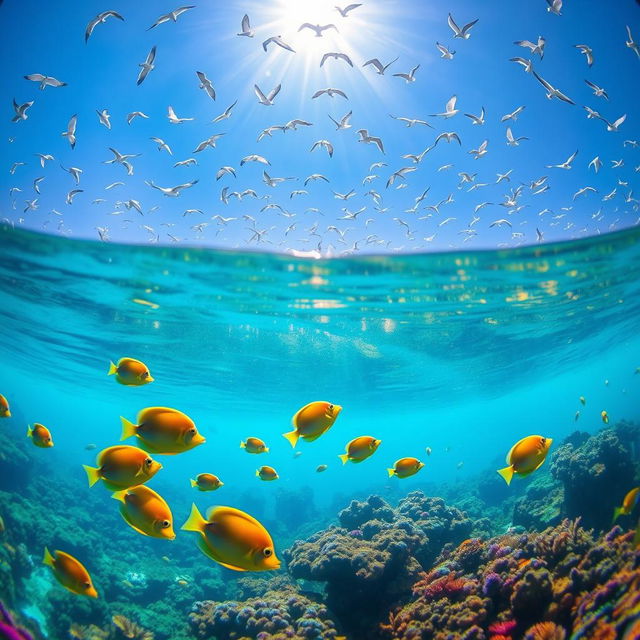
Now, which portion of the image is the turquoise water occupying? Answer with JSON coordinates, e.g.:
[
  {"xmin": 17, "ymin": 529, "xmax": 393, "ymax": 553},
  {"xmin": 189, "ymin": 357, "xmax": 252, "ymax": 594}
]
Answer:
[
  {"xmin": 1, "ymin": 223, "xmax": 638, "ymax": 500},
  {"xmin": 0, "ymin": 224, "xmax": 639, "ymax": 638}
]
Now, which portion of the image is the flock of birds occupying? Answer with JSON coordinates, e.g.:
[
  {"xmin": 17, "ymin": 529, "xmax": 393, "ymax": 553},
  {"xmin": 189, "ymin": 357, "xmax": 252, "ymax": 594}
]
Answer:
[{"xmin": 3, "ymin": 1, "xmax": 640, "ymax": 255}]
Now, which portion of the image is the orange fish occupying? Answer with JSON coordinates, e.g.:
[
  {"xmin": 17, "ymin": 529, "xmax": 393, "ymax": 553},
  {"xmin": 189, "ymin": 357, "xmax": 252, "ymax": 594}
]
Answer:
[
  {"xmin": 256, "ymin": 466, "xmax": 279, "ymax": 481},
  {"xmin": 84, "ymin": 445, "xmax": 162, "ymax": 491},
  {"xmin": 613, "ymin": 487, "xmax": 640, "ymax": 523},
  {"xmin": 0, "ymin": 394, "xmax": 10, "ymax": 418},
  {"xmin": 388, "ymin": 457, "xmax": 424, "ymax": 478},
  {"xmin": 43, "ymin": 548, "xmax": 97, "ymax": 598},
  {"xmin": 191, "ymin": 473, "xmax": 224, "ymax": 491},
  {"xmin": 282, "ymin": 401, "xmax": 342, "ymax": 448},
  {"xmin": 240, "ymin": 437, "xmax": 269, "ymax": 454},
  {"xmin": 338, "ymin": 436, "xmax": 381, "ymax": 464},
  {"xmin": 497, "ymin": 435, "xmax": 553, "ymax": 486},
  {"xmin": 108, "ymin": 358, "xmax": 154, "ymax": 386},
  {"xmin": 27, "ymin": 423, "xmax": 53, "ymax": 448},
  {"xmin": 121, "ymin": 407, "xmax": 205, "ymax": 454},
  {"xmin": 112, "ymin": 485, "xmax": 175, "ymax": 539},
  {"xmin": 181, "ymin": 504, "xmax": 280, "ymax": 572}
]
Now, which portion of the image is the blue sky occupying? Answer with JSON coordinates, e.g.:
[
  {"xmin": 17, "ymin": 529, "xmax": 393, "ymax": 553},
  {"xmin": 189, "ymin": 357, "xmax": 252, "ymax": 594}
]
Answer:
[{"xmin": 1, "ymin": 0, "xmax": 639, "ymax": 254}]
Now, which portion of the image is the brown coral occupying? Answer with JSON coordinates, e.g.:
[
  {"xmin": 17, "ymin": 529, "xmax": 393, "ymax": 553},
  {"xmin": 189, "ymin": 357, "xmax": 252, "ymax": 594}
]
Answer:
[{"xmin": 524, "ymin": 621, "xmax": 566, "ymax": 640}]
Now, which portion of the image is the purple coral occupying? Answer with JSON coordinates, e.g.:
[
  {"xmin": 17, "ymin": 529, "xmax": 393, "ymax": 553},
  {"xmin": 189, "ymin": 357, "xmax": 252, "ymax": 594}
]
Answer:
[{"xmin": 0, "ymin": 602, "xmax": 34, "ymax": 640}]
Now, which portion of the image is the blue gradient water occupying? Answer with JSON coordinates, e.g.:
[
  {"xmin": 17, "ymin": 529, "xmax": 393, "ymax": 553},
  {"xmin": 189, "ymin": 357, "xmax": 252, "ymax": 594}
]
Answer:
[{"xmin": 1, "ymin": 223, "xmax": 639, "ymax": 524}]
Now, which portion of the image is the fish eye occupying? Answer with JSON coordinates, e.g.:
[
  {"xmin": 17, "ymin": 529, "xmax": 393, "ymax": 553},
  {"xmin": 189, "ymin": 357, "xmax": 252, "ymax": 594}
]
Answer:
[
  {"xmin": 263, "ymin": 548, "xmax": 273, "ymax": 557},
  {"xmin": 540, "ymin": 437, "xmax": 546, "ymax": 445},
  {"xmin": 328, "ymin": 404, "xmax": 334, "ymax": 410},
  {"xmin": 144, "ymin": 457, "xmax": 153, "ymax": 467},
  {"xmin": 141, "ymin": 371, "xmax": 149, "ymax": 379},
  {"xmin": 161, "ymin": 519, "xmax": 171, "ymax": 528},
  {"xmin": 84, "ymin": 581, "xmax": 91, "ymax": 588}
]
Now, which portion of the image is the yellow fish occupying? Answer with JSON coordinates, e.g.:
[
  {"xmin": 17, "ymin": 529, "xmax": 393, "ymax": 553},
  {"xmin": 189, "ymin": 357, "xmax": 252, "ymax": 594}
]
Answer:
[
  {"xmin": 580, "ymin": 396, "xmax": 586, "ymax": 405},
  {"xmin": 256, "ymin": 466, "xmax": 279, "ymax": 481},
  {"xmin": 84, "ymin": 445, "xmax": 162, "ymax": 491},
  {"xmin": 613, "ymin": 487, "xmax": 640, "ymax": 523},
  {"xmin": 27, "ymin": 423, "xmax": 53, "ymax": 448},
  {"xmin": 240, "ymin": 437, "xmax": 269, "ymax": 454},
  {"xmin": 316, "ymin": 464, "xmax": 328, "ymax": 473},
  {"xmin": 112, "ymin": 485, "xmax": 175, "ymax": 540},
  {"xmin": 338, "ymin": 436, "xmax": 381, "ymax": 464},
  {"xmin": 388, "ymin": 457, "xmax": 424, "ymax": 478},
  {"xmin": 108, "ymin": 358, "xmax": 154, "ymax": 386},
  {"xmin": 121, "ymin": 407, "xmax": 205, "ymax": 455},
  {"xmin": 282, "ymin": 401, "xmax": 342, "ymax": 448},
  {"xmin": 43, "ymin": 548, "xmax": 98, "ymax": 598},
  {"xmin": 0, "ymin": 394, "xmax": 10, "ymax": 418},
  {"xmin": 181, "ymin": 504, "xmax": 280, "ymax": 572},
  {"xmin": 601, "ymin": 410, "xmax": 609, "ymax": 424},
  {"xmin": 191, "ymin": 473, "xmax": 224, "ymax": 491},
  {"xmin": 497, "ymin": 435, "xmax": 553, "ymax": 486}
]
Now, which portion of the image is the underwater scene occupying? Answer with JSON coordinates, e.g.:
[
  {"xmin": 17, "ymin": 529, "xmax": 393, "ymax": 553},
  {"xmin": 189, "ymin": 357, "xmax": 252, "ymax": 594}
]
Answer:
[{"xmin": 2, "ymin": 0, "xmax": 640, "ymax": 639}]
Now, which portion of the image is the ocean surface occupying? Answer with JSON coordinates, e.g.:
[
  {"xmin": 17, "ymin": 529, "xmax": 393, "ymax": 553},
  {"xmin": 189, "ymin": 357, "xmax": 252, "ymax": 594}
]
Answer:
[{"xmin": 0, "ymin": 224, "xmax": 639, "ymax": 639}]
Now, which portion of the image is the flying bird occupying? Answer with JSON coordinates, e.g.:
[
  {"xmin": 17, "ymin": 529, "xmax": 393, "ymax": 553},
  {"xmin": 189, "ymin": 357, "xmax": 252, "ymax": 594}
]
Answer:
[
  {"xmin": 506, "ymin": 127, "xmax": 528, "ymax": 146},
  {"xmin": 363, "ymin": 57, "xmax": 398, "ymax": 74},
  {"xmin": 254, "ymin": 83, "xmax": 281, "ymax": 106},
  {"xmin": 24, "ymin": 74, "xmax": 67, "ymax": 90},
  {"xmin": 464, "ymin": 107, "xmax": 485, "ymax": 125},
  {"xmin": 127, "ymin": 111, "xmax": 149, "ymax": 124},
  {"xmin": 148, "ymin": 6, "xmax": 195, "ymax": 30},
  {"xmin": 12, "ymin": 98, "xmax": 33, "ymax": 122},
  {"xmin": 510, "ymin": 57, "xmax": 533, "ymax": 73},
  {"xmin": 393, "ymin": 64, "xmax": 420, "ymax": 83},
  {"xmin": 546, "ymin": 150, "xmax": 578, "ymax": 170},
  {"xmin": 447, "ymin": 13, "xmax": 478, "ymax": 39},
  {"xmin": 193, "ymin": 133, "xmax": 225, "ymax": 152},
  {"xmin": 436, "ymin": 42, "xmax": 455, "ymax": 59},
  {"xmin": 312, "ymin": 88, "xmax": 348, "ymax": 99},
  {"xmin": 626, "ymin": 26, "xmax": 640, "ymax": 59},
  {"xmin": 357, "ymin": 129, "xmax": 385, "ymax": 153},
  {"xmin": 85, "ymin": 10, "xmax": 124, "ymax": 43},
  {"xmin": 212, "ymin": 100, "xmax": 238, "ymax": 122},
  {"xmin": 196, "ymin": 71, "xmax": 216, "ymax": 100},
  {"xmin": 150, "ymin": 136, "xmax": 172, "ymax": 154},
  {"xmin": 390, "ymin": 115, "xmax": 432, "ymax": 128},
  {"xmin": 61, "ymin": 114, "xmax": 78, "ymax": 149},
  {"xmin": 237, "ymin": 14, "xmax": 254, "ymax": 37},
  {"xmin": 532, "ymin": 70, "xmax": 575, "ymax": 104},
  {"xmin": 546, "ymin": 0, "xmax": 562, "ymax": 16},
  {"xmin": 167, "ymin": 105, "xmax": 194, "ymax": 124},
  {"xmin": 310, "ymin": 140, "xmax": 334, "ymax": 157},
  {"xmin": 574, "ymin": 44, "xmax": 594, "ymax": 67},
  {"xmin": 335, "ymin": 4, "xmax": 362, "ymax": 17},
  {"xmin": 96, "ymin": 109, "xmax": 111, "ymax": 129},
  {"xmin": 429, "ymin": 95, "xmax": 459, "ymax": 118},
  {"xmin": 501, "ymin": 106, "xmax": 526, "ymax": 121},
  {"xmin": 299, "ymin": 23, "xmax": 338, "ymax": 37},
  {"xmin": 146, "ymin": 179, "xmax": 198, "ymax": 196},
  {"xmin": 263, "ymin": 36, "xmax": 295, "ymax": 53},
  {"xmin": 514, "ymin": 36, "xmax": 545, "ymax": 58},
  {"xmin": 320, "ymin": 52, "xmax": 353, "ymax": 67},
  {"xmin": 137, "ymin": 46, "xmax": 157, "ymax": 85}
]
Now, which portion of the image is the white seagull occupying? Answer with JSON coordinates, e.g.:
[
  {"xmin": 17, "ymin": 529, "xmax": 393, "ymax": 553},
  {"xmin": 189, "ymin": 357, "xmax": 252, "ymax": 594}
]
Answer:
[
  {"xmin": 329, "ymin": 111, "xmax": 353, "ymax": 130},
  {"xmin": 436, "ymin": 42, "xmax": 455, "ymax": 59},
  {"xmin": 96, "ymin": 109, "xmax": 111, "ymax": 129},
  {"xmin": 335, "ymin": 4, "xmax": 361, "ymax": 17},
  {"xmin": 148, "ymin": 6, "xmax": 195, "ymax": 30},
  {"xmin": 514, "ymin": 36, "xmax": 545, "ymax": 59},
  {"xmin": 464, "ymin": 107, "xmax": 485, "ymax": 125},
  {"xmin": 137, "ymin": 46, "xmax": 157, "ymax": 85},
  {"xmin": 363, "ymin": 57, "xmax": 398, "ymax": 75},
  {"xmin": 168, "ymin": 105, "xmax": 194, "ymax": 124},
  {"xmin": 574, "ymin": 44, "xmax": 594, "ymax": 67},
  {"xmin": 506, "ymin": 127, "xmax": 528, "ymax": 146},
  {"xmin": 85, "ymin": 11, "xmax": 124, "ymax": 43},
  {"xmin": 24, "ymin": 74, "xmax": 67, "ymax": 90},
  {"xmin": 546, "ymin": 0, "xmax": 562, "ymax": 16},
  {"xmin": 501, "ymin": 106, "xmax": 525, "ymax": 122},
  {"xmin": 238, "ymin": 14, "xmax": 254, "ymax": 37},
  {"xmin": 150, "ymin": 136, "xmax": 172, "ymax": 154},
  {"xmin": 146, "ymin": 179, "xmax": 198, "ymax": 196},
  {"xmin": 12, "ymin": 99, "xmax": 33, "ymax": 122},
  {"xmin": 448, "ymin": 13, "xmax": 478, "ymax": 39},
  {"xmin": 263, "ymin": 36, "xmax": 295, "ymax": 53},
  {"xmin": 212, "ymin": 100, "xmax": 238, "ymax": 123},
  {"xmin": 310, "ymin": 140, "xmax": 334, "ymax": 157},
  {"xmin": 532, "ymin": 70, "xmax": 575, "ymax": 104},
  {"xmin": 546, "ymin": 150, "xmax": 578, "ymax": 170},
  {"xmin": 429, "ymin": 95, "xmax": 459, "ymax": 118},
  {"xmin": 255, "ymin": 83, "xmax": 281, "ymax": 106},
  {"xmin": 312, "ymin": 87, "xmax": 348, "ymax": 99},
  {"xmin": 193, "ymin": 133, "xmax": 225, "ymax": 153},
  {"xmin": 357, "ymin": 129, "xmax": 385, "ymax": 153},
  {"xmin": 626, "ymin": 26, "xmax": 640, "ymax": 59},
  {"xmin": 127, "ymin": 111, "xmax": 149, "ymax": 124},
  {"xmin": 299, "ymin": 23, "xmax": 338, "ymax": 37},
  {"xmin": 196, "ymin": 71, "xmax": 216, "ymax": 100},
  {"xmin": 61, "ymin": 114, "xmax": 78, "ymax": 149},
  {"xmin": 320, "ymin": 52, "xmax": 353, "ymax": 67},
  {"xmin": 393, "ymin": 64, "xmax": 420, "ymax": 83}
]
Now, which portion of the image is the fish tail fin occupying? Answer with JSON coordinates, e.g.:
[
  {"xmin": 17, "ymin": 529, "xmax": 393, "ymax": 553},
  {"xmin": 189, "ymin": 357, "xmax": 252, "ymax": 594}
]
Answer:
[
  {"xmin": 111, "ymin": 490, "xmax": 127, "ymax": 503},
  {"xmin": 120, "ymin": 416, "xmax": 137, "ymax": 440},
  {"xmin": 255, "ymin": 470, "xmax": 260, "ymax": 477},
  {"xmin": 387, "ymin": 468, "xmax": 395, "ymax": 477},
  {"xmin": 181, "ymin": 503, "xmax": 206, "ymax": 533},
  {"xmin": 43, "ymin": 547, "xmax": 55, "ymax": 568},
  {"xmin": 189, "ymin": 478, "xmax": 197, "ymax": 488},
  {"xmin": 108, "ymin": 361, "xmax": 118, "ymax": 376},
  {"xmin": 282, "ymin": 430, "xmax": 299, "ymax": 448},
  {"xmin": 612, "ymin": 507, "xmax": 623, "ymax": 524},
  {"xmin": 338, "ymin": 453, "xmax": 349, "ymax": 465},
  {"xmin": 83, "ymin": 464, "xmax": 101, "ymax": 488},
  {"xmin": 5, "ymin": 411, "xmax": 10, "ymax": 417},
  {"xmin": 26, "ymin": 424, "xmax": 32, "ymax": 438},
  {"xmin": 497, "ymin": 465, "xmax": 515, "ymax": 486},
  {"xmin": 240, "ymin": 441, "xmax": 246, "ymax": 448}
]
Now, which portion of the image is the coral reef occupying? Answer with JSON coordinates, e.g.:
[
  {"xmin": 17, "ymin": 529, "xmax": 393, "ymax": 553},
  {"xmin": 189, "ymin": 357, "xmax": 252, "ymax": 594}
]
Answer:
[
  {"xmin": 0, "ymin": 600, "xmax": 38, "ymax": 640},
  {"xmin": 285, "ymin": 492, "xmax": 473, "ymax": 637},
  {"xmin": 550, "ymin": 428, "xmax": 637, "ymax": 530},
  {"xmin": 188, "ymin": 586, "xmax": 341, "ymax": 639},
  {"xmin": 512, "ymin": 473, "xmax": 563, "ymax": 531},
  {"xmin": 380, "ymin": 520, "xmax": 640, "ymax": 640}
]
